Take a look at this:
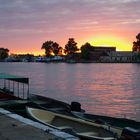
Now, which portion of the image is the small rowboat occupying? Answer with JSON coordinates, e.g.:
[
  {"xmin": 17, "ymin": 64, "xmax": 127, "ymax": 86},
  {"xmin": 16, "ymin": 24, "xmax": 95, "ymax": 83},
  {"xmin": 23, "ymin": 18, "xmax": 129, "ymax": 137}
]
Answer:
[{"xmin": 26, "ymin": 107, "xmax": 119, "ymax": 140}]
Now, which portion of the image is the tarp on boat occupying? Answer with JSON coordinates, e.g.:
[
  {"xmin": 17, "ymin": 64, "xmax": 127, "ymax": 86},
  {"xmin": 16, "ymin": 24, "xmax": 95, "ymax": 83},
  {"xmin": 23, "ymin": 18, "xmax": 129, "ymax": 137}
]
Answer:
[{"xmin": 0, "ymin": 73, "xmax": 29, "ymax": 84}]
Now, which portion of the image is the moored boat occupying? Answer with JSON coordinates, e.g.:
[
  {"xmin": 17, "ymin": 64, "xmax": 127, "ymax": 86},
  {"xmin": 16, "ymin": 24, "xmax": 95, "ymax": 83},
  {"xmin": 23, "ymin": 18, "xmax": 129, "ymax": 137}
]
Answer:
[
  {"xmin": 71, "ymin": 111, "xmax": 140, "ymax": 129},
  {"xmin": 28, "ymin": 94, "xmax": 85, "ymax": 115},
  {"xmin": 26, "ymin": 106, "xmax": 120, "ymax": 140}
]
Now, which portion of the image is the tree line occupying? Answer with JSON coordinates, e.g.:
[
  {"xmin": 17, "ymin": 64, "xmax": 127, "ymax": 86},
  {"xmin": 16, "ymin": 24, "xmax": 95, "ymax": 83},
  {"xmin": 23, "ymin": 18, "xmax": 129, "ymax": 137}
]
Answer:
[
  {"xmin": 41, "ymin": 38, "xmax": 96, "ymax": 60},
  {"xmin": 42, "ymin": 33, "xmax": 140, "ymax": 58},
  {"xmin": 41, "ymin": 38, "xmax": 79, "ymax": 57},
  {"xmin": 0, "ymin": 33, "xmax": 140, "ymax": 60}
]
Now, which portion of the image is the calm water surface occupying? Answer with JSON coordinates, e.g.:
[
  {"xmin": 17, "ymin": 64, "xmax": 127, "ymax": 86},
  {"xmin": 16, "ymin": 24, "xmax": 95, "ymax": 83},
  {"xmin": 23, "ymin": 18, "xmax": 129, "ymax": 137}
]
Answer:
[{"xmin": 0, "ymin": 62, "xmax": 140, "ymax": 121}]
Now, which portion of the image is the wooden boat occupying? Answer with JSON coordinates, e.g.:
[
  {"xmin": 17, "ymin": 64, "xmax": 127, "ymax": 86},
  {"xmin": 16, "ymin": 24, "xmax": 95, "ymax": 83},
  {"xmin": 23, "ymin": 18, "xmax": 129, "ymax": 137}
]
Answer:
[
  {"xmin": 28, "ymin": 94, "xmax": 85, "ymax": 115},
  {"xmin": 71, "ymin": 111, "xmax": 140, "ymax": 129},
  {"xmin": 26, "ymin": 107, "xmax": 120, "ymax": 140}
]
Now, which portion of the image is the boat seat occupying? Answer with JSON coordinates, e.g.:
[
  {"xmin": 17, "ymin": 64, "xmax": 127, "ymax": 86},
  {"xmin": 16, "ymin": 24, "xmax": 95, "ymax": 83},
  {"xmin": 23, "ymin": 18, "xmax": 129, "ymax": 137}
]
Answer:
[
  {"xmin": 58, "ymin": 126, "xmax": 73, "ymax": 130},
  {"xmin": 78, "ymin": 131, "xmax": 98, "ymax": 136}
]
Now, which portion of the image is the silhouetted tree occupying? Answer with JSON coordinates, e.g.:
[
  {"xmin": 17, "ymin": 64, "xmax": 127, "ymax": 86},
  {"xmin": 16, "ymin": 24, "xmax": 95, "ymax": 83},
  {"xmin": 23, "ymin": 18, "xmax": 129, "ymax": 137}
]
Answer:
[
  {"xmin": 52, "ymin": 42, "xmax": 62, "ymax": 56},
  {"xmin": 41, "ymin": 41, "xmax": 53, "ymax": 57},
  {"xmin": 41, "ymin": 41, "xmax": 62, "ymax": 57},
  {"xmin": 64, "ymin": 38, "xmax": 79, "ymax": 55},
  {"xmin": 0, "ymin": 48, "xmax": 9, "ymax": 60},
  {"xmin": 132, "ymin": 33, "xmax": 140, "ymax": 51},
  {"xmin": 81, "ymin": 42, "xmax": 93, "ymax": 60}
]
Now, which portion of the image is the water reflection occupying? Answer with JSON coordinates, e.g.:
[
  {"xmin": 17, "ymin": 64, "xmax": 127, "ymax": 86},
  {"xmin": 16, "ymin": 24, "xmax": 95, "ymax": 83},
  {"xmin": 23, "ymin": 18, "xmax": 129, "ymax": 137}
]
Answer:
[{"xmin": 0, "ymin": 63, "xmax": 140, "ymax": 121}]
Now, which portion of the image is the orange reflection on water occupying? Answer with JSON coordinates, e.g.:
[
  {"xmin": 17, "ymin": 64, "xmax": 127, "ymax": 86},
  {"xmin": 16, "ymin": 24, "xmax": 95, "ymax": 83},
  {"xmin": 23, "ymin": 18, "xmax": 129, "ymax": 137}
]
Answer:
[{"xmin": 74, "ymin": 64, "xmax": 140, "ymax": 120}]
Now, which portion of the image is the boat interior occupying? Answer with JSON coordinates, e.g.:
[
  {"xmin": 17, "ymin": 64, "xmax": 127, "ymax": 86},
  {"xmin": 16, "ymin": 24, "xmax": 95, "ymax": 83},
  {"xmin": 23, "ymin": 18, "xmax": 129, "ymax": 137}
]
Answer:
[{"xmin": 27, "ymin": 107, "xmax": 118, "ymax": 140}]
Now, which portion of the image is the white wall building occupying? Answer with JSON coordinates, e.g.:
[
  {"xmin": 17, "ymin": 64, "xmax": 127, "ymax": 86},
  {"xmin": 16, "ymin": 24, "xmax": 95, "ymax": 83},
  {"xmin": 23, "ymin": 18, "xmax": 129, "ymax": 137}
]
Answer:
[{"xmin": 100, "ymin": 51, "xmax": 137, "ymax": 62}]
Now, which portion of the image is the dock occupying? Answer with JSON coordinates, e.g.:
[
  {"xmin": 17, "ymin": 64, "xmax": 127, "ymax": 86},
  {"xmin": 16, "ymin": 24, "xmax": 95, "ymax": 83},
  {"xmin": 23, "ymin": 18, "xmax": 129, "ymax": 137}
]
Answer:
[
  {"xmin": 0, "ymin": 112, "xmax": 53, "ymax": 140},
  {"xmin": 0, "ymin": 108, "xmax": 79, "ymax": 140}
]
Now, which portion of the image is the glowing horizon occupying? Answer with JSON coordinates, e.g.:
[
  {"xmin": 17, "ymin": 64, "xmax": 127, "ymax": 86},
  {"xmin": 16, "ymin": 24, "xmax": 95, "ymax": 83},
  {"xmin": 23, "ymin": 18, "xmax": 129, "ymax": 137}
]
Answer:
[
  {"xmin": 87, "ymin": 35, "xmax": 132, "ymax": 51},
  {"xmin": 9, "ymin": 37, "xmax": 132, "ymax": 55}
]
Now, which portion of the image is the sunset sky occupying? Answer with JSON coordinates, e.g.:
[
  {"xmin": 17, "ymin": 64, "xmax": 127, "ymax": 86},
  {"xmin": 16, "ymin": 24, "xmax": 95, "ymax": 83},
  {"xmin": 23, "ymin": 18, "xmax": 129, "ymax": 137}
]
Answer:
[{"xmin": 0, "ymin": 0, "xmax": 140, "ymax": 55}]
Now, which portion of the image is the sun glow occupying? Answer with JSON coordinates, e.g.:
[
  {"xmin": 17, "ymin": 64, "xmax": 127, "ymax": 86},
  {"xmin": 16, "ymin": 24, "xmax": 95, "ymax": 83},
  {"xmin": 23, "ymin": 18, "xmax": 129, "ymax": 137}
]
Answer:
[
  {"xmin": 87, "ymin": 35, "xmax": 132, "ymax": 51},
  {"xmin": 10, "ymin": 51, "xmax": 44, "ymax": 56}
]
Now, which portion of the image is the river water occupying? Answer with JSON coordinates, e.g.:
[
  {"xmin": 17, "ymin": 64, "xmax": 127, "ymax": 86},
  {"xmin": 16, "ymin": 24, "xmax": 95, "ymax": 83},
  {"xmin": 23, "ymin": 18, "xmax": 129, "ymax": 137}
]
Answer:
[{"xmin": 0, "ymin": 62, "xmax": 140, "ymax": 121}]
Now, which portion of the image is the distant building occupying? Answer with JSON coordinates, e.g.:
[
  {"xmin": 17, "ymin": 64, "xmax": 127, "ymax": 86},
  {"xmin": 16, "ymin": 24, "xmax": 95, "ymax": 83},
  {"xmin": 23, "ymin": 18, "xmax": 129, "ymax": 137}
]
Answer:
[
  {"xmin": 88, "ymin": 46, "xmax": 116, "ymax": 61},
  {"xmin": 93, "ymin": 46, "xmax": 116, "ymax": 52},
  {"xmin": 51, "ymin": 56, "xmax": 64, "ymax": 61},
  {"xmin": 100, "ymin": 51, "xmax": 136, "ymax": 62},
  {"xmin": 34, "ymin": 56, "xmax": 64, "ymax": 62},
  {"xmin": 5, "ymin": 56, "xmax": 18, "ymax": 62}
]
